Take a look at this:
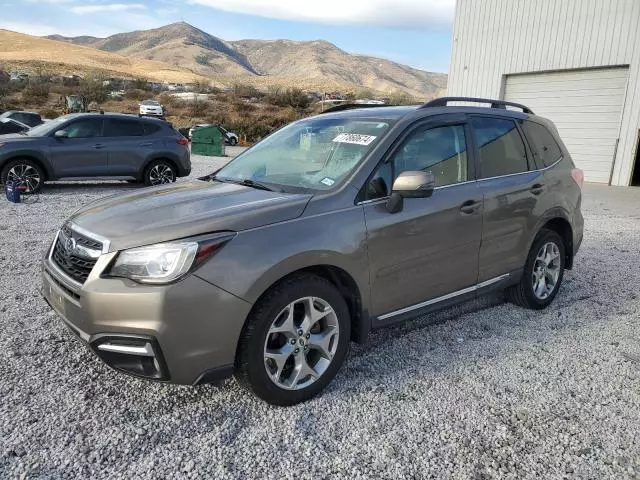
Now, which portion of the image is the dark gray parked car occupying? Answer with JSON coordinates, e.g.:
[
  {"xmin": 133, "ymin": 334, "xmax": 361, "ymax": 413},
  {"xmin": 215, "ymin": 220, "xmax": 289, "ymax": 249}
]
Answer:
[
  {"xmin": 42, "ymin": 98, "xmax": 584, "ymax": 405},
  {"xmin": 0, "ymin": 113, "xmax": 191, "ymax": 192},
  {"xmin": 0, "ymin": 110, "xmax": 43, "ymax": 128}
]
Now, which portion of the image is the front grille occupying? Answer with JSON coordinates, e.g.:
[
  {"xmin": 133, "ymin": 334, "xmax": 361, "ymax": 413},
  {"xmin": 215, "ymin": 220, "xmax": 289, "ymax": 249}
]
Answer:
[
  {"xmin": 51, "ymin": 226, "xmax": 103, "ymax": 284},
  {"xmin": 60, "ymin": 224, "xmax": 103, "ymax": 250}
]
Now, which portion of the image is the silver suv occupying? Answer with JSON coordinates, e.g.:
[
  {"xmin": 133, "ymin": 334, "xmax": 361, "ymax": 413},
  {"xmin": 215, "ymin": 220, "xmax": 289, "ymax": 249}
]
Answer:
[
  {"xmin": 42, "ymin": 98, "xmax": 584, "ymax": 405},
  {"xmin": 0, "ymin": 113, "xmax": 190, "ymax": 192}
]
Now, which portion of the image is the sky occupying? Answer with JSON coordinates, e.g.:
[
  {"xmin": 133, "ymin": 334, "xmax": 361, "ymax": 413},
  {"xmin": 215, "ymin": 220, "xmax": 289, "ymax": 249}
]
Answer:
[{"xmin": 0, "ymin": 0, "xmax": 455, "ymax": 73}]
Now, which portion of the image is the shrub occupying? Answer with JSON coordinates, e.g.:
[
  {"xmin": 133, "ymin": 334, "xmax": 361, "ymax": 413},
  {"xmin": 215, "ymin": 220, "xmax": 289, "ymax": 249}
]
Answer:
[
  {"xmin": 124, "ymin": 89, "xmax": 148, "ymax": 101},
  {"xmin": 78, "ymin": 77, "xmax": 108, "ymax": 103},
  {"xmin": 39, "ymin": 107, "xmax": 61, "ymax": 119},
  {"xmin": 265, "ymin": 86, "xmax": 310, "ymax": 109},
  {"xmin": 132, "ymin": 78, "xmax": 149, "ymax": 90},
  {"xmin": 189, "ymin": 97, "xmax": 209, "ymax": 117},
  {"xmin": 232, "ymin": 100, "xmax": 257, "ymax": 114},
  {"xmin": 388, "ymin": 91, "xmax": 416, "ymax": 106},
  {"xmin": 233, "ymin": 83, "xmax": 261, "ymax": 99},
  {"xmin": 22, "ymin": 83, "xmax": 50, "ymax": 105},
  {"xmin": 195, "ymin": 54, "xmax": 211, "ymax": 66}
]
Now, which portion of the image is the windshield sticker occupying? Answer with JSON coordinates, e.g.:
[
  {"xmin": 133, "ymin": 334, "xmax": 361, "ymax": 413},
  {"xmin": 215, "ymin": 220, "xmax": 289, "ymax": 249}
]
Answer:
[
  {"xmin": 320, "ymin": 177, "xmax": 336, "ymax": 186},
  {"xmin": 333, "ymin": 133, "xmax": 377, "ymax": 146}
]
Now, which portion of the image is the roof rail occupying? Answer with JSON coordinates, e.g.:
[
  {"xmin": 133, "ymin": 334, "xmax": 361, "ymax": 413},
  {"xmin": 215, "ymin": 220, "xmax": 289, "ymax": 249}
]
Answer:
[{"xmin": 420, "ymin": 97, "xmax": 534, "ymax": 114}]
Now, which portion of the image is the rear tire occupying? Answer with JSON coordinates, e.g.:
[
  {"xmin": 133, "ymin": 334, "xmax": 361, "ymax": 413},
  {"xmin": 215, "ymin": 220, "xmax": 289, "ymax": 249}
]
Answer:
[
  {"xmin": 1, "ymin": 158, "xmax": 45, "ymax": 193},
  {"xmin": 506, "ymin": 229, "xmax": 565, "ymax": 309},
  {"xmin": 235, "ymin": 274, "xmax": 350, "ymax": 406},
  {"xmin": 143, "ymin": 160, "xmax": 176, "ymax": 187}
]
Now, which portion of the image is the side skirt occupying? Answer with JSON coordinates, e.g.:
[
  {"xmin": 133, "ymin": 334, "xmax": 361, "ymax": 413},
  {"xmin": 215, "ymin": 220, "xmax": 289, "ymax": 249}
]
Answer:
[{"xmin": 371, "ymin": 270, "xmax": 522, "ymax": 329}]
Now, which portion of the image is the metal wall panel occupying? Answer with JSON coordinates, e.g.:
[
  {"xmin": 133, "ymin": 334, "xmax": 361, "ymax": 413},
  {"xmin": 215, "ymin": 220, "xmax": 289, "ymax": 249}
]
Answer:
[{"xmin": 448, "ymin": 0, "xmax": 640, "ymax": 185}]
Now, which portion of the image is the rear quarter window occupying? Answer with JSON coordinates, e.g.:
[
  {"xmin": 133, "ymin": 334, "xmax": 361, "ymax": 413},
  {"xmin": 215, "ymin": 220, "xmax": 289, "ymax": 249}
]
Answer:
[
  {"xmin": 143, "ymin": 123, "xmax": 163, "ymax": 135},
  {"xmin": 522, "ymin": 121, "xmax": 563, "ymax": 168}
]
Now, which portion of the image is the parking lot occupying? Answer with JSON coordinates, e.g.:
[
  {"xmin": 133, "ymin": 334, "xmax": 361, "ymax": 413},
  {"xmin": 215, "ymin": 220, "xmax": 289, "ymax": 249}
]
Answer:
[{"xmin": 1, "ymin": 148, "xmax": 639, "ymax": 479}]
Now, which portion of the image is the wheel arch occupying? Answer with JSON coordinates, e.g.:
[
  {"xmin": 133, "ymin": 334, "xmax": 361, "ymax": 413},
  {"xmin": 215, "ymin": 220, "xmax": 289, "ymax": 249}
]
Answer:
[
  {"xmin": 139, "ymin": 155, "xmax": 180, "ymax": 179},
  {"xmin": 1, "ymin": 153, "xmax": 53, "ymax": 181},
  {"xmin": 537, "ymin": 215, "xmax": 574, "ymax": 269},
  {"xmin": 243, "ymin": 263, "xmax": 369, "ymax": 346}
]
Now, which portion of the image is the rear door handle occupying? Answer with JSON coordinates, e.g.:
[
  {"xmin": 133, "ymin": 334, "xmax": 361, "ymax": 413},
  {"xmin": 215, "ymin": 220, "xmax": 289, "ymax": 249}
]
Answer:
[
  {"xmin": 530, "ymin": 183, "xmax": 545, "ymax": 195},
  {"xmin": 460, "ymin": 200, "xmax": 481, "ymax": 215},
  {"xmin": 139, "ymin": 142, "xmax": 153, "ymax": 147},
  {"xmin": 91, "ymin": 144, "xmax": 105, "ymax": 149}
]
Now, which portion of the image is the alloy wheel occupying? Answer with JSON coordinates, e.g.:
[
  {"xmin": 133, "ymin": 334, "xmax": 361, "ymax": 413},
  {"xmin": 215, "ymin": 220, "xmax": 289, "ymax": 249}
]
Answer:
[
  {"xmin": 531, "ymin": 241, "xmax": 561, "ymax": 300},
  {"xmin": 7, "ymin": 164, "xmax": 41, "ymax": 193},
  {"xmin": 263, "ymin": 296, "xmax": 340, "ymax": 390},
  {"xmin": 148, "ymin": 164, "xmax": 175, "ymax": 185}
]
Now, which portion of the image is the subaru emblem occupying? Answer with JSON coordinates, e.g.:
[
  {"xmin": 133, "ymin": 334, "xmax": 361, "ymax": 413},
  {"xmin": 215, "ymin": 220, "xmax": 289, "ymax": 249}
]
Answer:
[{"xmin": 65, "ymin": 236, "xmax": 77, "ymax": 252}]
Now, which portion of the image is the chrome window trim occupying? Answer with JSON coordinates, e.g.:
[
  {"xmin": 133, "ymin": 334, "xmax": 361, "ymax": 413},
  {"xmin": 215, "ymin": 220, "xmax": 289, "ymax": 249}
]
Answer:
[
  {"xmin": 356, "ymin": 180, "xmax": 478, "ymax": 206},
  {"xmin": 478, "ymin": 156, "xmax": 563, "ymax": 182},
  {"xmin": 377, "ymin": 273, "xmax": 510, "ymax": 321}
]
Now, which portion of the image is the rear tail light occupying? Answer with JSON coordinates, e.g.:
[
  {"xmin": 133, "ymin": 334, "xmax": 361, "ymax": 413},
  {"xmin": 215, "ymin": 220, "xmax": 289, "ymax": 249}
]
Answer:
[
  {"xmin": 571, "ymin": 168, "xmax": 584, "ymax": 188},
  {"xmin": 177, "ymin": 138, "xmax": 188, "ymax": 145}
]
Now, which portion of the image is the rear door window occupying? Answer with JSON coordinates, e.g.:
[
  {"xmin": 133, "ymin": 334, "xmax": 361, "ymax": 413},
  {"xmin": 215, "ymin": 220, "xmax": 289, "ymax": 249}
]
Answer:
[
  {"xmin": 522, "ymin": 121, "xmax": 563, "ymax": 168},
  {"xmin": 104, "ymin": 119, "xmax": 145, "ymax": 137},
  {"xmin": 471, "ymin": 117, "xmax": 529, "ymax": 178}
]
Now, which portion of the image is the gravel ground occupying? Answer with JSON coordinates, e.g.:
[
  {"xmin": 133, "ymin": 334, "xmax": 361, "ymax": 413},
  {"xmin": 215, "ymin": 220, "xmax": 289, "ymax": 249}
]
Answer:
[{"xmin": 1, "ymin": 150, "xmax": 639, "ymax": 479}]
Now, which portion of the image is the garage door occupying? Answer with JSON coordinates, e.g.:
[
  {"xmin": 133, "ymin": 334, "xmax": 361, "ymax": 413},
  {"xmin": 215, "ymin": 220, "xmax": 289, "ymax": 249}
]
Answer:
[{"xmin": 504, "ymin": 68, "xmax": 629, "ymax": 183}]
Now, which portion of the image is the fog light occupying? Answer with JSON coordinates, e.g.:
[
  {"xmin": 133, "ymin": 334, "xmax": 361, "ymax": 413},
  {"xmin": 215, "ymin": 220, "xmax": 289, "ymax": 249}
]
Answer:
[{"xmin": 92, "ymin": 336, "xmax": 168, "ymax": 380}]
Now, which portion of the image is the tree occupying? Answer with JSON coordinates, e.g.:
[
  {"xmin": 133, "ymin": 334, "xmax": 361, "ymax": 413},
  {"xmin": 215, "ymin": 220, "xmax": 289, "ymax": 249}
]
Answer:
[{"xmin": 78, "ymin": 75, "xmax": 108, "ymax": 103}]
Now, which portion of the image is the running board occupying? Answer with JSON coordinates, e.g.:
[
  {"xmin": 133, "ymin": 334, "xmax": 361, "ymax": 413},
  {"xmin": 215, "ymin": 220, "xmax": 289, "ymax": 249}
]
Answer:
[{"xmin": 377, "ymin": 273, "xmax": 511, "ymax": 321}]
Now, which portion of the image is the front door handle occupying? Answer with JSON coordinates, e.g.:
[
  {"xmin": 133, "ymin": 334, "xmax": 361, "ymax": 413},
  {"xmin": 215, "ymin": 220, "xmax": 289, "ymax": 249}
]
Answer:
[
  {"xmin": 139, "ymin": 142, "xmax": 153, "ymax": 147},
  {"xmin": 460, "ymin": 200, "xmax": 481, "ymax": 215},
  {"xmin": 92, "ymin": 144, "xmax": 105, "ymax": 149},
  {"xmin": 530, "ymin": 183, "xmax": 545, "ymax": 195}
]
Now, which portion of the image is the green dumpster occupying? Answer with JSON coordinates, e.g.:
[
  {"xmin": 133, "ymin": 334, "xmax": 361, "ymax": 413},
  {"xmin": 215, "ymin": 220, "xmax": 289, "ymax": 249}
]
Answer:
[{"xmin": 191, "ymin": 125, "xmax": 225, "ymax": 156}]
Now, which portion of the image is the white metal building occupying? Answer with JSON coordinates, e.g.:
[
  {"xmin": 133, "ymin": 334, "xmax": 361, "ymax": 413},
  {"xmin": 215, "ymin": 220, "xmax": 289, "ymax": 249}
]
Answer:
[{"xmin": 447, "ymin": 0, "xmax": 640, "ymax": 186}]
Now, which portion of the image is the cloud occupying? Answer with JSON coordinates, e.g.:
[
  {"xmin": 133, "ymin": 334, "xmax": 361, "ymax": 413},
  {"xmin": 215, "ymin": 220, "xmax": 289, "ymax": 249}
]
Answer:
[
  {"xmin": 188, "ymin": 0, "xmax": 455, "ymax": 27},
  {"xmin": 70, "ymin": 3, "xmax": 148, "ymax": 15}
]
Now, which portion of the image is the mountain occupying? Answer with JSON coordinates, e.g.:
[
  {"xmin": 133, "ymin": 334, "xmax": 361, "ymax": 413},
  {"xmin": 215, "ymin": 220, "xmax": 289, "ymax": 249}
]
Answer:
[
  {"xmin": 48, "ymin": 22, "xmax": 446, "ymax": 98},
  {"xmin": 231, "ymin": 39, "xmax": 446, "ymax": 98},
  {"xmin": 0, "ymin": 29, "xmax": 209, "ymax": 84}
]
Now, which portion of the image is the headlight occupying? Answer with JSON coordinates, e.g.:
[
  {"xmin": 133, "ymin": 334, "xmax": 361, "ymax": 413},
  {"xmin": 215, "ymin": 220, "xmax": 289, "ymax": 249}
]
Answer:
[{"xmin": 108, "ymin": 234, "xmax": 234, "ymax": 284}]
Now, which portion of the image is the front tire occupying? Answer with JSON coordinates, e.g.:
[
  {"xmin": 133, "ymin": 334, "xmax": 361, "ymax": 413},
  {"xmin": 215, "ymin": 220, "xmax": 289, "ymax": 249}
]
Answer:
[
  {"xmin": 229, "ymin": 137, "xmax": 238, "ymax": 146},
  {"xmin": 235, "ymin": 274, "xmax": 350, "ymax": 406},
  {"xmin": 1, "ymin": 159, "xmax": 45, "ymax": 193},
  {"xmin": 506, "ymin": 229, "xmax": 565, "ymax": 309},
  {"xmin": 144, "ymin": 160, "xmax": 176, "ymax": 187}
]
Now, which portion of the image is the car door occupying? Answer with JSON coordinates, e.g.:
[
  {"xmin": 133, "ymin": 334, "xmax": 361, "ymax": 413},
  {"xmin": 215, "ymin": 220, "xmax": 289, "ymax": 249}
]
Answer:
[
  {"xmin": 470, "ymin": 115, "xmax": 545, "ymax": 283},
  {"xmin": 50, "ymin": 118, "xmax": 108, "ymax": 177},
  {"xmin": 362, "ymin": 115, "xmax": 483, "ymax": 320},
  {"xmin": 102, "ymin": 118, "xmax": 149, "ymax": 176}
]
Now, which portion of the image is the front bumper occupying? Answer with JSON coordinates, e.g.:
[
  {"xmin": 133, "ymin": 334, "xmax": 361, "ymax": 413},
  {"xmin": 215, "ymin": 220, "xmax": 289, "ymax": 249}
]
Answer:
[{"xmin": 41, "ymin": 251, "xmax": 252, "ymax": 385}]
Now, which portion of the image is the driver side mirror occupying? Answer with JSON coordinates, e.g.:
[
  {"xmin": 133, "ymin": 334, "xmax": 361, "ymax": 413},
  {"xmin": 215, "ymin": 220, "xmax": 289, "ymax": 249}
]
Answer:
[
  {"xmin": 386, "ymin": 171, "xmax": 436, "ymax": 214},
  {"xmin": 54, "ymin": 129, "xmax": 68, "ymax": 139}
]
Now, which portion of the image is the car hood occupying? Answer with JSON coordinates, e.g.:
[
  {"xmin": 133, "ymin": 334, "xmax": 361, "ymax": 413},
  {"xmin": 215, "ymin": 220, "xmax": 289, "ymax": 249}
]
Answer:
[
  {"xmin": 69, "ymin": 181, "xmax": 313, "ymax": 252},
  {"xmin": 0, "ymin": 133, "xmax": 35, "ymax": 141}
]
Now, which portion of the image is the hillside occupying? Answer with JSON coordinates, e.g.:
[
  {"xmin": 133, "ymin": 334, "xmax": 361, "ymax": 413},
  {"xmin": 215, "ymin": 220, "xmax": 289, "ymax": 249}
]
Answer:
[
  {"xmin": 48, "ymin": 22, "xmax": 447, "ymax": 98},
  {"xmin": 231, "ymin": 38, "xmax": 446, "ymax": 98},
  {"xmin": 0, "ymin": 30, "xmax": 210, "ymax": 84}
]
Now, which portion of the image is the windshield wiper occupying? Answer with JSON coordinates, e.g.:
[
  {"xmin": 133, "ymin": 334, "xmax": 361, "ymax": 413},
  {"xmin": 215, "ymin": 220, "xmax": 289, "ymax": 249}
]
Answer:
[{"xmin": 211, "ymin": 176, "xmax": 277, "ymax": 192}]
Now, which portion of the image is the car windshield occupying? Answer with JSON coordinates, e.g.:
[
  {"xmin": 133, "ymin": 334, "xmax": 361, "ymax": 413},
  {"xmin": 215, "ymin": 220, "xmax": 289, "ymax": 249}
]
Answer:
[
  {"xmin": 26, "ymin": 117, "xmax": 66, "ymax": 136},
  {"xmin": 142, "ymin": 100, "xmax": 159, "ymax": 106},
  {"xmin": 215, "ymin": 116, "xmax": 394, "ymax": 191}
]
